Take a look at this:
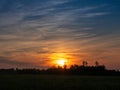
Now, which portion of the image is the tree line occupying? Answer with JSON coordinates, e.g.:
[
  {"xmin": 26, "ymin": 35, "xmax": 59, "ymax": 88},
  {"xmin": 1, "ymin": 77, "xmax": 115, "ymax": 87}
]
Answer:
[{"xmin": 0, "ymin": 61, "xmax": 120, "ymax": 76}]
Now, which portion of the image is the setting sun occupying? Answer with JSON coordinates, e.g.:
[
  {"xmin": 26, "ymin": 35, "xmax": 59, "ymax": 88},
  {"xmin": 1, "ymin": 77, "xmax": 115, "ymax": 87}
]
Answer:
[
  {"xmin": 57, "ymin": 59, "xmax": 66, "ymax": 67},
  {"xmin": 49, "ymin": 52, "xmax": 74, "ymax": 68}
]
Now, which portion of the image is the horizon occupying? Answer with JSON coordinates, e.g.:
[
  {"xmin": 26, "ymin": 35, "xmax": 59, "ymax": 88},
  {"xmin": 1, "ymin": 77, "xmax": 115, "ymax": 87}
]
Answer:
[{"xmin": 0, "ymin": 0, "xmax": 120, "ymax": 70}]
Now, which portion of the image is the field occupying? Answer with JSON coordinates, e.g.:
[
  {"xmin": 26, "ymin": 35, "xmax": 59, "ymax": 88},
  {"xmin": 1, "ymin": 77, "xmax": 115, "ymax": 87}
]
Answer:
[{"xmin": 0, "ymin": 75, "xmax": 120, "ymax": 90}]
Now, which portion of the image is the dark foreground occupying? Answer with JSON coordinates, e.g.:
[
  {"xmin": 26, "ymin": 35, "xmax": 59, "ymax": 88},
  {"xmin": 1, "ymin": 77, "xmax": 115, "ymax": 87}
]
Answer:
[{"xmin": 0, "ymin": 75, "xmax": 120, "ymax": 90}]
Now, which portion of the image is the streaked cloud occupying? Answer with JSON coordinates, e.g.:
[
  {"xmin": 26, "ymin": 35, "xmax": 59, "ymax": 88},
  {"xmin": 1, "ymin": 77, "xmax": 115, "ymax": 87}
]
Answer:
[{"xmin": 0, "ymin": 0, "xmax": 120, "ymax": 69}]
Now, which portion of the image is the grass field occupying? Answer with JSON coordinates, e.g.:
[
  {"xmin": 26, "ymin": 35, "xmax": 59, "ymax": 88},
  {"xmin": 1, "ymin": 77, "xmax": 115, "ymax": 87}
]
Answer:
[{"xmin": 0, "ymin": 75, "xmax": 120, "ymax": 90}]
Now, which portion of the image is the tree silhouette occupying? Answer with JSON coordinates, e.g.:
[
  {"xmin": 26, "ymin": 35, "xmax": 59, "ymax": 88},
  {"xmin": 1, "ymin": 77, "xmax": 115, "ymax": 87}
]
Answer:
[
  {"xmin": 82, "ymin": 61, "xmax": 88, "ymax": 67},
  {"xmin": 0, "ymin": 62, "xmax": 119, "ymax": 76},
  {"xmin": 95, "ymin": 61, "xmax": 99, "ymax": 67}
]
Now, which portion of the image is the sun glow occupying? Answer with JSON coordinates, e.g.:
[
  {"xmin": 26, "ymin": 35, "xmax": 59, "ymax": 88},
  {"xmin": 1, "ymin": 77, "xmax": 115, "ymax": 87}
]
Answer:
[
  {"xmin": 57, "ymin": 58, "xmax": 67, "ymax": 67},
  {"xmin": 49, "ymin": 52, "xmax": 73, "ymax": 67}
]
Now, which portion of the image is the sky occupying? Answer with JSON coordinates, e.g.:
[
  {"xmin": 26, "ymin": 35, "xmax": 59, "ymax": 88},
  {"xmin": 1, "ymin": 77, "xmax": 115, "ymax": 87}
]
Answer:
[{"xmin": 0, "ymin": 0, "xmax": 120, "ymax": 70}]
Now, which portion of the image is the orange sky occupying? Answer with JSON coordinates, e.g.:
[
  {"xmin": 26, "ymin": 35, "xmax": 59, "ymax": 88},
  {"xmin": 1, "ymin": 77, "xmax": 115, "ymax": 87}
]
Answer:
[{"xmin": 0, "ymin": 0, "xmax": 120, "ymax": 70}]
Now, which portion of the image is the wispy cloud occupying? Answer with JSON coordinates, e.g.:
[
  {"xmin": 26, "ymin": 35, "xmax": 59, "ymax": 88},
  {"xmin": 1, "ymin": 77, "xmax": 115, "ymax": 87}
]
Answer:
[
  {"xmin": 0, "ymin": 0, "xmax": 119, "ymax": 69},
  {"xmin": 81, "ymin": 12, "xmax": 109, "ymax": 18},
  {"xmin": 0, "ymin": 56, "xmax": 40, "ymax": 68}
]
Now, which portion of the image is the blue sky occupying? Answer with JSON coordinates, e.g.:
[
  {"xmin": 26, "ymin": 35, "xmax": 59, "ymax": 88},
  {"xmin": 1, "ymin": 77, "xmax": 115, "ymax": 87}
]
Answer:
[{"xmin": 0, "ymin": 0, "xmax": 120, "ymax": 69}]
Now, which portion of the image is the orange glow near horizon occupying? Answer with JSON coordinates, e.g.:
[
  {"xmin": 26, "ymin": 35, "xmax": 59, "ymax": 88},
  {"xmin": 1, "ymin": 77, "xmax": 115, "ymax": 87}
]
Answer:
[
  {"xmin": 49, "ymin": 52, "xmax": 72, "ymax": 67},
  {"xmin": 57, "ymin": 58, "xmax": 67, "ymax": 67}
]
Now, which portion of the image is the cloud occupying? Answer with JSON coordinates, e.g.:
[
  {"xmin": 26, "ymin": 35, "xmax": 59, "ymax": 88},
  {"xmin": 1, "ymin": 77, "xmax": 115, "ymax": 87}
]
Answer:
[
  {"xmin": 0, "ymin": 0, "xmax": 119, "ymax": 69},
  {"xmin": 0, "ymin": 56, "xmax": 39, "ymax": 68},
  {"xmin": 81, "ymin": 12, "xmax": 109, "ymax": 18}
]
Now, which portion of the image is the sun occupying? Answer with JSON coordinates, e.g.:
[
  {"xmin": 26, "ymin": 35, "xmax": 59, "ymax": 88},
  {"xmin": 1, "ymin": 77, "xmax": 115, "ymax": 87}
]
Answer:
[
  {"xmin": 57, "ymin": 58, "xmax": 67, "ymax": 67},
  {"xmin": 49, "ymin": 52, "xmax": 72, "ymax": 67}
]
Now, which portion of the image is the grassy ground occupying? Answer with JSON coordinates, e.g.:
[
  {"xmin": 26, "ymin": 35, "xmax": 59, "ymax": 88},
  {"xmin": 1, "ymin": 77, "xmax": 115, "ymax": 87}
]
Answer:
[{"xmin": 0, "ymin": 75, "xmax": 120, "ymax": 90}]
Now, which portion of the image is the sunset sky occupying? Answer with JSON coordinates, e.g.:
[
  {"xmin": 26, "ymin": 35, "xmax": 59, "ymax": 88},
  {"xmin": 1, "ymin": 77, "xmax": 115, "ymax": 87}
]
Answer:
[{"xmin": 0, "ymin": 0, "xmax": 120, "ymax": 70}]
